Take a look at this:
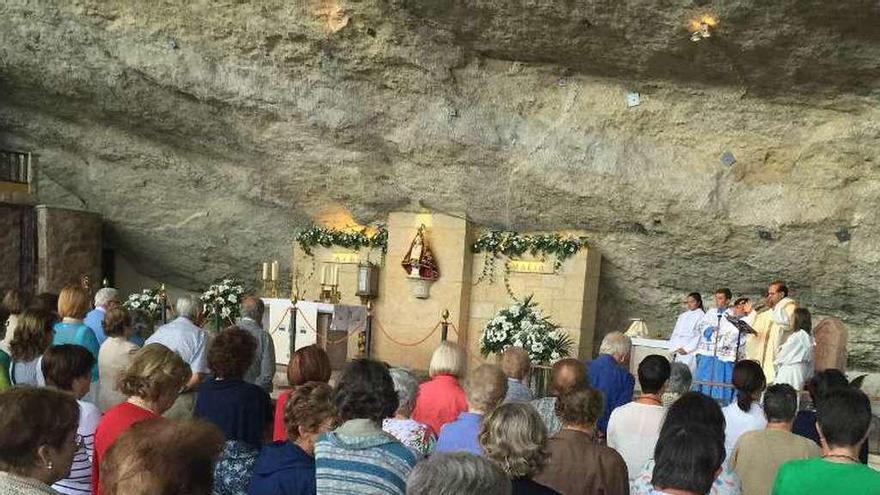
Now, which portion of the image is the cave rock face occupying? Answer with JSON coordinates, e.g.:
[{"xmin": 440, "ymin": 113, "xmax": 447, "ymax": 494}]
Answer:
[{"xmin": 1, "ymin": 1, "xmax": 878, "ymax": 368}]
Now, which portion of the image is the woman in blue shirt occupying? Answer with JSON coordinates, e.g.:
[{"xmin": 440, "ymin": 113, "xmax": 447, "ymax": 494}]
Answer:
[{"xmin": 52, "ymin": 285, "xmax": 100, "ymax": 385}]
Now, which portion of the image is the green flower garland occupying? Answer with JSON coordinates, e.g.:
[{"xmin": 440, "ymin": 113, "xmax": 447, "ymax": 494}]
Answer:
[
  {"xmin": 472, "ymin": 230, "xmax": 588, "ymax": 286},
  {"xmin": 296, "ymin": 226, "xmax": 388, "ymax": 256}
]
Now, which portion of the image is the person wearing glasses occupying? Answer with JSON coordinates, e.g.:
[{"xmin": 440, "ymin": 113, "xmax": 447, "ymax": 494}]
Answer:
[
  {"xmin": 0, "ymin": 387, "xmax": 82, "ymax": 494},
  {"xmin": 41, "ymin": 344, "xmax": 101, "ymax": 495}
]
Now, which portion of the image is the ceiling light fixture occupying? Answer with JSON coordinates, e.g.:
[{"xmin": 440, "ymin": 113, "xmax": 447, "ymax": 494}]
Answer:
[{"xmin": 688, "ymin": 14, "xmax": 718, "ymax": 42}]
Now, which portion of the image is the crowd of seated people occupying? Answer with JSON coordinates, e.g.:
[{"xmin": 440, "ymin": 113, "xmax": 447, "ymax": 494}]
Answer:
[{"xmin": 0, "ymin": 288, "xmax": 878, "ymax": 495}]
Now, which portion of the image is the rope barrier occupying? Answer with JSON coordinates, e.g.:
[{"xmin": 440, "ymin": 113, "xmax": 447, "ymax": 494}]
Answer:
[
  {"xmin": 374, "ymin": 318, "xmax": 441, "ymax": 347},
  {"xmin": 447, "ymin": 322, "xmax": 460, "ymax": 336},
  {"xmin": 283, "ymin": 306, "xmax": 448, "ymax": 349},
  {"xmin": 268, "ymin": 307, "xmax": 291, "ymax": 335}
]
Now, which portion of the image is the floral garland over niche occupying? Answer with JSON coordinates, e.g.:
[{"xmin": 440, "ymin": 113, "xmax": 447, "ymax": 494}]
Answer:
[
  {"xmin": 201, "ymin": 279, "xmax": 246, "ymax": 324},
  {"xmin": 480, "ymin": 295, "xmax": 574, "ymax": 365},
  {"xmin": 472, "ymin": 230, "xmax": 588, "ymax": 295},
  {"xmin": 295, "ymin": 226, "xmax": 388, "ymax": 256}
]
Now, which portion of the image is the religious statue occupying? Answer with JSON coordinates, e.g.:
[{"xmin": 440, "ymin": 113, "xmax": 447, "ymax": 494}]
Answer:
[{"xmin": 401, "ymin": 224, "xmax": 439, "ymax": 280}]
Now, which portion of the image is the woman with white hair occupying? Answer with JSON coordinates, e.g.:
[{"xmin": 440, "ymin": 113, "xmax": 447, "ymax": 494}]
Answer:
[
  {"xmin": 411, "ymin": 341, "xmax": 467, "ymax": 435},
  {"xmin": 383, "ymin": 368, "xmax": 436, "ymax": 457}
]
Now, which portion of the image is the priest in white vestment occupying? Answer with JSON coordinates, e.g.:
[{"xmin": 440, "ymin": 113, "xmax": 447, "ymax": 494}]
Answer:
[
  {"xmin": 668, "ymin": 292, "xmax": 706, "ymax": 373},
  {"xmin": 693, "ymin": 289, "xmax": 744, "ymax": 405},
  {"xmin": 774, "ymin": 307, "xmax": 814, "ymax": 390},
  {"xmin": 759, "ymin": 281, "xmax": 798, "ymax": 383}
]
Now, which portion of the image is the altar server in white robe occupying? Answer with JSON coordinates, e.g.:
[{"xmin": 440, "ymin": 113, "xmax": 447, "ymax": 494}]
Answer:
[
  {"xmin": 694, "ymin": 288, "xmax": 744, "ymax": 405},
  {"xmin": 668, "ymin": 292, "xmax": 706, "ymax": 373},
  {"xmin": 774, "ymin": 307, "xmax": 814, "ymax": 390}
]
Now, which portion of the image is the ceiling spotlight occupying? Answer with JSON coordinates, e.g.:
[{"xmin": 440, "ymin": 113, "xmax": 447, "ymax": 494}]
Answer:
[{"xmin": 689, "ymin": 14, "xmax": 718, "ymax": 42}]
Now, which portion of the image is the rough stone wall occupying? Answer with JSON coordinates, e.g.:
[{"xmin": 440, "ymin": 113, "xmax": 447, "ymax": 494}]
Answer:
[
  {"xmin": 36, "ymin": 207, "xmax": 102, "ymax": 294},
  {"xmin": 0, "ymin": 206, "xmax": 23, "ymax": 290},
  {"xmin": 0, "ymin": 1, "xmax": 878, "ymax": 367}
]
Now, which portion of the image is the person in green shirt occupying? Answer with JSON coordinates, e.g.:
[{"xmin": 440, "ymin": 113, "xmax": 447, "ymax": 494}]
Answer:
[{"xmin": 772, "ymin": 388, "xmax": 880, "ymax": 495}]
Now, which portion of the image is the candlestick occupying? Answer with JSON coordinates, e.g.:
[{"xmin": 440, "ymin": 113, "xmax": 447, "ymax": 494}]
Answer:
[
  {"xmin": 320, "ymin": 265, "xmax": 327, "ymax": 285},
  {"xmin": 262, "ymin": 262, "xmax": 269, "ymax": 281},
  {"xmin": 271, "ymin": 260, "xmax": 279, "ymax": 281},
  {"xmin": 332, "ymin": 265, "xmax": 339, "ymax": 286}
]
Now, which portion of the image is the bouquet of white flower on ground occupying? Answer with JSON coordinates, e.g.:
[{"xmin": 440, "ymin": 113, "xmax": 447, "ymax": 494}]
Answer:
[
  {"xmin": 201, "ymin": 278, "xmax": 246, "ymax": 324},
  {"xmin": 122, "ymin": 288, "xmax": 164, "ymax": 321},
  {"xmin": 480, "ymin": 295, "xmax": 573, "ymax": 365}
]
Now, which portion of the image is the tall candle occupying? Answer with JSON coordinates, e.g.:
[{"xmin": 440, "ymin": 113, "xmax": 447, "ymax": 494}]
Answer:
[
  {"xmin": 321, "ymin": 265, "xmax": 327, "ymax": 285},
  {"xmin": 262, "ymin": 262, "xmax": 269, "ymax": 281},
  {"xmin": 333, "ymin": 265, "xmax": 339, "ymax": 285},
  {"xmin": 271, "ymin": 260, "xmax": 279, "ymax": 281}
]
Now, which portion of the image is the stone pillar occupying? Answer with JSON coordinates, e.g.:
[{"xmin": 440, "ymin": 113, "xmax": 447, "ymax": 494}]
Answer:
[
  {"xmin": 371, "ymin": 212, "xmax": 473, "ymax": 369},
  {"xmin": 35, "ymin": 206, "xmax": 102, "ymax": 294}
]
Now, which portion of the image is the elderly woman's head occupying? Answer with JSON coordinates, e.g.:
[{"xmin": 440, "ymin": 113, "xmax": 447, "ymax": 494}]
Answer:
[
  {"xmin": 100, "ymin": 418, "xmax": 225, "ymax": 495},
  {"xmin": 117, "ymin": 344, "xmax": 191, "ymax": 414},
  {"xmin": 9, "ymin": 309, "xmax": 54, "ymax": 362},
  {"xmin": 465, "ymin": 364, "xmax": 508, "ymax": 415},
  {"xmin": 0, "ymin": 387, "xmax": 81, "ymax": 485},
  {"xmin": 284, "ymin": 381, "xmax": 337, "ymax": 454},
  {"xmin": 555, "ymin": 387, "xmax": 604, "ymax": 430},
  {"xmin": 406, "ymin": 452, "xmax": 512, "ymax": 495},
  {"xmin": 208, "ymin": 327, "xmax": 256, "ymax": 380},
  {"xmin": 333, "ymin": 358, "xmax": 398, "ymax": 424},
  {"xmin": 429, "ymin": 341, "xmax": 465, "ymax": 379},
  {"xmin": 287, "ymin": 345, "xmax": 332, "ymax": 387},
  {"xmin": 479, "ymin": 402, "xmax": 548, "ymax": 479},
  {"xmin": 389, "ymin": 368, "xmax": 420, "ymax": 417}
]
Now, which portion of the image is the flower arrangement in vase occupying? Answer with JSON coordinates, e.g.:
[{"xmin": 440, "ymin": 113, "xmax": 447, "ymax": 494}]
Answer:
[{"xmin": 480, "ymin": 295, "xmax": 573, "ymax": 365}]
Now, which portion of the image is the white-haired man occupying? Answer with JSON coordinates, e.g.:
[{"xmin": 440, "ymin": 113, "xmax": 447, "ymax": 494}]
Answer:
[
  {"xmin": 588, "ymin": 331, "xmax": 634, "ymax": 433},
  {"xmin": 84, "ymin": 287, "xmax": 120, "ymax": 344},
  {"xmin": 235, "ymin": 295, "xmax": 276, "ymax": 393},
  {"xmin": 146, "ymin": 295, "xmax": 208, "ymax": 392}
]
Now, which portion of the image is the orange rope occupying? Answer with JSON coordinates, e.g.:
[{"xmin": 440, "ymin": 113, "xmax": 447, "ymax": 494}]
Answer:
[{"xmin": 374, "ymin": 319, "xmax": 441, "ymax": 347}]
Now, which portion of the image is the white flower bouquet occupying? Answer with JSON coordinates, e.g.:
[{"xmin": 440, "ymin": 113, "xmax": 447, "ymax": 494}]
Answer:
[
  {"xmin": 122, "ymin": 288, "xmax": 163, "ymax": 321},
  {"xmin": 200, "ymin": 278, "xmax": 245, "ymax": 324},
  {"xmin": 480, "ymin": 295, "xmax": 574, "ymax": 365}
]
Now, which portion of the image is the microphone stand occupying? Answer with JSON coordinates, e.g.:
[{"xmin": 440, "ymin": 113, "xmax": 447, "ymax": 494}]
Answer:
[{"xmin": 711, "ymin": 311, "xmax": 723, "ymax": 399}]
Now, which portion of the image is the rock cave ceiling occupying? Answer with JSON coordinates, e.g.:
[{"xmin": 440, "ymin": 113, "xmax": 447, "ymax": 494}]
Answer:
[{"xmin": 1, "ymin": 0, "xmax": 879, "ymax": 367}]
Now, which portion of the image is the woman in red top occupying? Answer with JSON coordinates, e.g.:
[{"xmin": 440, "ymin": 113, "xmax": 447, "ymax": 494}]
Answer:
[
  {"xmin": 272, "ymin": 345, "xmax": 332, "ymax": 441},
  {"xmin": 411, "ymin": 341, "xmax": 468, "ymax": 435},
  {"xmin": 92, "ymin": 343, "xmax": 190, "ymax": 494}
]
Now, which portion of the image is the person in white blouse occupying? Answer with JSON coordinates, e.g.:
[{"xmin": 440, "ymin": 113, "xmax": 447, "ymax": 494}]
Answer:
[
  {"xmin": 668, "ymin": 292, "xmax": 705, "ymax": 374},
  {"xmin": 774, "ymin": 308, "xmax": 814, "ymax": 391},
  {"xmin": 722, "ymin": 360, "xmax": 767, "ymax": 464}
]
